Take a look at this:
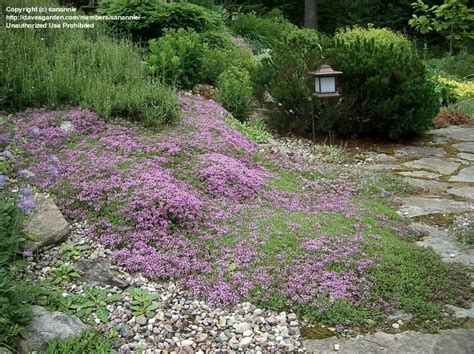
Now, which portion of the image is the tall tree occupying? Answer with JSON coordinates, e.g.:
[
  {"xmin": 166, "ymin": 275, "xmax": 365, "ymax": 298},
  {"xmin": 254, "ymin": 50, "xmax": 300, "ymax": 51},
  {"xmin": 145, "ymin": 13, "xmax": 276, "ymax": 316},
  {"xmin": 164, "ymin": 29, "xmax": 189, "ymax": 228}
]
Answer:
[{"xmin": 304, "ymin": 0, "xmax": 317, "ymax": 29}]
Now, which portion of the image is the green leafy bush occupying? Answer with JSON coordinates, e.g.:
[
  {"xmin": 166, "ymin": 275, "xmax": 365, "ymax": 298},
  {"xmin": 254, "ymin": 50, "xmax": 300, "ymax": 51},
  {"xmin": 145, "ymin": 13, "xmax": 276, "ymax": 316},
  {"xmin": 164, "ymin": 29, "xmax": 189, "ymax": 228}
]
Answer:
[
  {"xmin": 261, "ymin": 28, "xmax": 328, "ymax": 132},
  {"xmin": 128, "ymin": 288, "xmax": 160, "ymax": 317},
  {"xmin": 148, "ymin": 28, "xmax": 204, "ymax": 88},
  {"xmin": 227, "ymin": 116, "xmax": 272, "ymax": 143},
  {"xmin": 230, "ymin": 12, "xmax": 295, "ymax": 49},
  {"xmin": 200, "ymin": 41, "xmax": 256, "ymax": 85},
  {"xmin": 98, "ymin": 0, "xmax": 224, "ymax": 41},
  {"xmin": 1, "ymin": 23, "xmax": 179, "ymax": 128},
  {"xmin": 217, "ymin": 67, "xmax": 254, "ymax": 120},
  {"xmin": 325, "ymin": 27, "xmax": 440, "ymax": 140}
]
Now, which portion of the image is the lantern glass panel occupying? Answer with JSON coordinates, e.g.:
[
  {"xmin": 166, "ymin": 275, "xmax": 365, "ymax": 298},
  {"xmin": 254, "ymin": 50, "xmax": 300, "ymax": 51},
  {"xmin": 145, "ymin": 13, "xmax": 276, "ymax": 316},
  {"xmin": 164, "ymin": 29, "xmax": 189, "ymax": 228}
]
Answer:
[
  {"xmin": 315, "ymin": 77, "xmax": 321, "ymax": 93},
  {"xmin": 320, "ymin": 77, "xmax": 335, "ymax": 93}
]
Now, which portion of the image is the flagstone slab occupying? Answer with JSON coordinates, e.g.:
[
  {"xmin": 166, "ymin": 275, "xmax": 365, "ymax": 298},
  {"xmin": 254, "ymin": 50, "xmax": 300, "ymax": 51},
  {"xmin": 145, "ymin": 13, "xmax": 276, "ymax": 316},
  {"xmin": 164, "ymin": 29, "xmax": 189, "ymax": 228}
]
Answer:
[
  {"xmin": 449, "ymin": 166, "xmax": 474, "ymax": 183},
  {"xmin": 447, "ymin": 187, "xmax": 474, "ymax": 200},
  {"xmin": 453, "ymin": 142, "xmax": 474, "ymax": 153},
  {"xmin": 303, "ymin": 328, "xmax": 474, "ymax": 354},
  {"xmin": 398, "ymin": 171, "xmax": 441, "ymax": 179},
  {"xmin": 428, "ymin": 126, "xmax": 474, "ymax": 141},
  {"xmin": 402, "ymin": 178, "xmax": 449, "ymax": 191},
  {"xmin": 402, "ymin": 157, "xmax": 460, "ymax": 175},
  {"xmin": 398, "ymin": 197, "xmax": 471, "ymax": 218},
  {"xmin": 412, "ymin": 223, "xmax": 474, "ymax": 267},
  {"xmin": 394, "ymin": 146, "xmax": 446, "ymax": 158},
  {"xmin": 458, "ymin": 153, "xmax": 474, "ymax": 162}
]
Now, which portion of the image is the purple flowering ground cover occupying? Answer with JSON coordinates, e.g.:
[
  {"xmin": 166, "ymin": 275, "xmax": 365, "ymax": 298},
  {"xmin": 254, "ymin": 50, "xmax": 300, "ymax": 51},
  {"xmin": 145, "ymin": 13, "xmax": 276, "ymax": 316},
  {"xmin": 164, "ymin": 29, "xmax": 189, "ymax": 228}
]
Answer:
[{"xmin": 3, "ymin": 95, "xmax": 471, "ymax": 328}]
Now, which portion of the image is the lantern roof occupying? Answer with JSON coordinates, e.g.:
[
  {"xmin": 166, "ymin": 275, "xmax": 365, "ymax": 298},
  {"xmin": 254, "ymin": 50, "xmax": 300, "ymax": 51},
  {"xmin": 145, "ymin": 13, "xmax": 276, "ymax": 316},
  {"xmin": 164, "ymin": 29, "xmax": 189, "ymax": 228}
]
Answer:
[{"xmin": 309, "ymin": 65, "xmax": 343, "ymax": 77}]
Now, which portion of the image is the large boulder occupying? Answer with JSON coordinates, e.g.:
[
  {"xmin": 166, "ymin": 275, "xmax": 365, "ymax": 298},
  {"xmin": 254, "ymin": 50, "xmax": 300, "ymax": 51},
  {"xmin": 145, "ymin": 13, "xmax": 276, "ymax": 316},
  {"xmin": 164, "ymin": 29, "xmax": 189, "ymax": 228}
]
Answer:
[
  {"xmin": 18, "ymin": 306, "xmax": 87, "ymax": 353},
  {"xmin": 23, "ymin": 196, "xmax": 70, "ymax": 251}
]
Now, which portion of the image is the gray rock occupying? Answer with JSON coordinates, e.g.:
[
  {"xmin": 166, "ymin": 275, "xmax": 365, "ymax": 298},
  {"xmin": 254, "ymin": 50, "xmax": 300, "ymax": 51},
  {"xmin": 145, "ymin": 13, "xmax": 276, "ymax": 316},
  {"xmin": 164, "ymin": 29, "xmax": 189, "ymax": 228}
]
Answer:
[
  {"xmin": 429, "ymin": 127, "xmax": 474, "ymax": 142},
  {"xmin": 18, "ymin": 306, "xmax": 87, "ymax": 353},
  {"xmin": 240, "ymin": 337, "xmax": 252, "ymax": 348},
  {"xmin": 445, "ymin": 303, "xmax": 474, "ymax": 319},
  {"xmin": 412, "ymin": 223, "xmax": 474, "ymax": 267},
  {"xmin": 75, "ymin": 259, "xmax": 128, "ymax": 289},
  {"xmin": 303, "ymin": 329, "xmax": 474, "ymax": 354},
  {"xmin": 136, "ymin": 315, "xmax": 147, "ymax": 326},
  {"xmin": 447, "ymin": 187, "xmax": 474, "ymax": 200},
  {"xmin": 449, "ymin": 166, "xmax": 474, "ymax": 183},
  {"xmin": 398, "ymin": 171, "xmax": 441, "ymax": 179},
  {"xmin": 117, "ymin": 324, "xmax": 132, "ymax": 338},
  {"xmin": 402, "ymin": 157, "xmax": 460, "ymax": 175},
  {"xmin": 22, "ymin": 196, "xmax": 70, "ymax": 251},
  {"xmin": 398, "ymin": 197, "xmax": 471, "ymax": 218},
  {"xmin": 453, "ymin": 142, "xmax": 474, "ymax": 153},
  {"xmin": 395, "ymin": 146, "xmax": 446, "ymax": 158},
  {"xmin": 458, "ymin": 153, "xmax": 474, "ymax": 162},
  {"xmin": 236, "ymin": 322, "xmax": 251, "ymax": 334}
]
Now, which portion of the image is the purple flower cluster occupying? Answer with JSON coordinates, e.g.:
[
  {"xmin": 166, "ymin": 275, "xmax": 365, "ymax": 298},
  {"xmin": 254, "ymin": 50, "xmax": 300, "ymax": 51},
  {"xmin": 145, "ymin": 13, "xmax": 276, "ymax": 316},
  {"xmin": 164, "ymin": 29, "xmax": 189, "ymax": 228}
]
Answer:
[
  {"xmin": 18, "ymin": 185, "xmax": 36, "ymax": 213},
  {"xmin": 199, "ymin": 153, "xmax": 270, "ymax": 201},
  {"xmin": 9, "ymin": 96, "xmax": 394, "ymax": 312}
]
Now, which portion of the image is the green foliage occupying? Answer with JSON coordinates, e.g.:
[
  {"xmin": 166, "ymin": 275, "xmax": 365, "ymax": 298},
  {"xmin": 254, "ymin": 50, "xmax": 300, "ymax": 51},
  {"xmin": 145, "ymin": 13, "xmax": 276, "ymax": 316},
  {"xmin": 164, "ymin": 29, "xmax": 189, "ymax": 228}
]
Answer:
[
  {"xmin": 44, "ymin": 330, "xmax": 114, "ymax": 354},
  {"xmin": 325, "ymin": 27, "xmax": 440, "ymax": 140},
  {"xmin": 0, "ymin": 193, "xmax": 25, "ymax": 265},
  {"xmin": 128, "ymin": 288, "xmax": 160, "ymax": 317},
  {"xmin": 0, "ymin": 192, "xmax": 31, "ymax": 349},
  {"xmin": 200, "ymin": 37, "xmax": 256, "ymax": 86},
  {"xmin": 148, "ymin": 27, "xmax": 255, "ymax": 88},
  {"xmin": 227, "ymin": 116, "xmax": 272, "ymax": 143},
  {"xmin": 262, "ymin": 28, "xmax": 327, "ymax": 133},
  {"xmin": 0, "ymin": 271, "xmax": 33, "ymax": 350},
  {"xmin": 59, "ymin": 287, "xmax": 122, "ymax": 323},
  {"xmin": 369, "ymin": 236, "xmax": 472, "ymax": 320},
  {"xmin": 148, "ymin": 28, "xmax": 204, "ymax": 88},
  {"xmin": 217, "ymin": 67, "xmax": 254, "ymax": 120},
  {"xmin": 1, "ymin": 17, "xmax": 180, "ymax": 128},
  {"xmin": 60, "ymin": 242, "xmax": 90, "ymax": 260},
  {"xmin": 427, "ymin": 53, "xmax": 474, "ymax": 81},
  {"xmin": 98, "ymin": 0, "xmax": 224, "ymax": 41},
  {"xmin": 409, "ymin": 0, "xmax": 474, "ymax": 54},
  {"xmin": 230, "ymin": 12, "xmax": 296, "ymax": 49},
  {"xmin": 51, "ymin": 263, "xmax": 80, "ymax": 285}
]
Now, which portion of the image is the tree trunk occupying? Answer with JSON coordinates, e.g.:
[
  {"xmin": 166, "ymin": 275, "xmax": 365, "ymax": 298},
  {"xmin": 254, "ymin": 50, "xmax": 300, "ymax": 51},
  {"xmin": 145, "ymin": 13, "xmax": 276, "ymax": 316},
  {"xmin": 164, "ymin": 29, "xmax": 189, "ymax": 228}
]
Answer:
[{"xmin": 304, "ymin": 0, "xmax": 317, "ymax": 29}]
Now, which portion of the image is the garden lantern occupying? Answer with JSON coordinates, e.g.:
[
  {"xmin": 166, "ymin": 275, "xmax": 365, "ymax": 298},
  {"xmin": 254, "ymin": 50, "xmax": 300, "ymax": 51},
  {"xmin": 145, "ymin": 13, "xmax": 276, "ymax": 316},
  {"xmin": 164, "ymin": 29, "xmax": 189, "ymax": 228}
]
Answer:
[
  {"xmin": 309, "ymin": 65, "xmax": 343, "ymax": 98},
  {"xmin": 231, "ymin": 11, "xmax": 239, "ymax": 21},
  {"xmin": 308, "ymin": 64, "xmax": 343, "ymax": 143}
]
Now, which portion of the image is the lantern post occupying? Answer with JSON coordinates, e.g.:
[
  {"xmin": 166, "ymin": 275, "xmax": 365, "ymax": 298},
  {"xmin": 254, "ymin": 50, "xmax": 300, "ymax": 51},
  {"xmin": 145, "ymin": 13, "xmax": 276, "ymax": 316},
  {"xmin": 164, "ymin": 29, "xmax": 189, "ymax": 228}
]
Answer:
[{"xmin": 308, "ymin": 65, "xmax": 343, "ymax": 143}]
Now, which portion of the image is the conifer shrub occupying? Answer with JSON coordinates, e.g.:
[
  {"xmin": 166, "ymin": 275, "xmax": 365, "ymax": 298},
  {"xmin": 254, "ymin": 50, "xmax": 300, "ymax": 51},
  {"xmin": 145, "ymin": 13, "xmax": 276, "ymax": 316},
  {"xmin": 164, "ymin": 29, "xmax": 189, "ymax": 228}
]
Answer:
[
  {"xmin": 98, "ymin": 0, "xmax": 224, "ymax": 41},
  {"xmin": 324, "ymin": 27, "xmax": 440, "ymax": 140},
  {"xmin": 260, "ymin": 28, "xmax": 329, "ymax": 132}
]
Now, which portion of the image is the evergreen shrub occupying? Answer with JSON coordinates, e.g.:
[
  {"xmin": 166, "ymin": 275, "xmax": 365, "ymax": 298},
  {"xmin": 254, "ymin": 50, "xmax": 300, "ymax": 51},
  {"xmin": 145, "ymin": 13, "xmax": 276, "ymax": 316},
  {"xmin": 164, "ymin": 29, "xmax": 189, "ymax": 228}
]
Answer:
[{"xmin": 325, "ymin": 27, "xmax": 440, "ymax": 140}]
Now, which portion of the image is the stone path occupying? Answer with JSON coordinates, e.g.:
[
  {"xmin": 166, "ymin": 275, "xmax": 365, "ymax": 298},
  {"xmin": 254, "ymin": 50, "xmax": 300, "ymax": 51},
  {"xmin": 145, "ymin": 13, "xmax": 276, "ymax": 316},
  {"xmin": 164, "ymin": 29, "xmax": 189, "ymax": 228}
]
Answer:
[
  {"xmin": 370, "ymin": 126, "xmax": 474, "ymax": 267},
  {"xmin": 303, "ymin": 329, "xmax": 474, "ymax": 354},
  {"xmin": 304, "ymin": 126, "xmax": 474, "ymax": 353}
]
